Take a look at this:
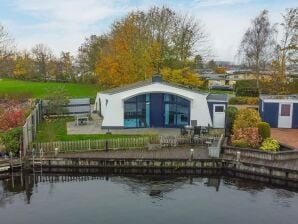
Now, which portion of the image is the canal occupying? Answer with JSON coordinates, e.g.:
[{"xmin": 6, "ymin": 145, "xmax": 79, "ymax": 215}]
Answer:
[{"xmin": 0, "ymin": 174, "xmax": 298, "ymax": 224}]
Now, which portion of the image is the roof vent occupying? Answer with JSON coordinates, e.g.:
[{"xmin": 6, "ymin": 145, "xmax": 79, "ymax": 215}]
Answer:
[{"xmin": 152, "ymin": 74, "xmax": 163, "ymax": 83}]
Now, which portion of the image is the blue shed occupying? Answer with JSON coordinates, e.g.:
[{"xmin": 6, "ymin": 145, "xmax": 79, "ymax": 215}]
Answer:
[
  {"xmin": 207, "ymin": 94, "xmax": 228, "ymax": 128},
  {"xmin": 259, "ymin": 95, "xmax": 298, "ymax": 128}
]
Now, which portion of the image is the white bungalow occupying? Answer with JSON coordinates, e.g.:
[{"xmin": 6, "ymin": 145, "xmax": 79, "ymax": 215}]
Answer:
[{"xmin": 94, "ymin": 75, "xmax": 228, "ymax": 129}]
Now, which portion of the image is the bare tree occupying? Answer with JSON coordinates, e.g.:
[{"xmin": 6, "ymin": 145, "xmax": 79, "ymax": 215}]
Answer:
[
  {"xmin": 0, "ymin": 23, "xmax": 15, "ymax": 76},
  {"xmin": 77, "ymin": 35, "xmax": 107, "ymax": 77},
  {"xmin": 31, "ymin": 44, "xmax": 53, "ymax": 80},
  {"xmin": 172, "ymin": 14, "xmax": 207, "ymax": 64},
  {"xmin": 276, "ymin": 8, "xmax": 298, "ymax": 77},
  {"xmin": 238, "ymin": 10, "xmax": 276, "ymax": 88},
  {"xmin": 0, "ymin": 23, "xmax": 14, "ymax": 58},
  {"xmin": 142, "ymin": 6, "xmax": 208, "ymax": 69}
]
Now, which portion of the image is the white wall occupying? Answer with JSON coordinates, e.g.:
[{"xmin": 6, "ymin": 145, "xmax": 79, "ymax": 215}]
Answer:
[{"xmin": 96, "ymin": 82, "xmax": 213, "ymax": 128}]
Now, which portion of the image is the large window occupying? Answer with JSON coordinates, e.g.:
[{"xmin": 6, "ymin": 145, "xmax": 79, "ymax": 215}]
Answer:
[
  {"xmin": 124, "ymin": 94, "xmax": 150, "ymax": 128},
  {"xmin": 124, "ymin": 93, "xmax": 190, "ymax": 128},
  {"xmin": 164, "ymin": 94, "xmax": 190, "ymax": 127}
]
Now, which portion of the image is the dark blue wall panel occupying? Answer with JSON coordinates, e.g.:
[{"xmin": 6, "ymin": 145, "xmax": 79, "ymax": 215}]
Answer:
[
  {"xmin": 150, "ymin": 93, "xmax": 164, "ymax": 127},
  {"xmin": 263, "ymin": 102, "xmax": 279, "ymax": 128},
  {"xmin": 207, "ymin": 102, "xmax": 213, "ymax": 121},
  {"xmin": 292, "ymin": 103, "xmax": 298, "ymax": 128}
]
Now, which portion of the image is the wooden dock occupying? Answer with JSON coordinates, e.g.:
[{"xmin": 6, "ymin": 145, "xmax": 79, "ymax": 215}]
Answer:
[
  {"xmin": 18, "ymin": 147, "xmax": 297, "ymax": 183},
  {"xmin": 1, "ymin": 146, "xmax": 298, "ymax": 185}
]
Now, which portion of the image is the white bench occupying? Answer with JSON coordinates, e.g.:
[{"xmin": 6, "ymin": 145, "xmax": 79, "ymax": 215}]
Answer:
[{"xmin": 75, "ymin": 116, "xmax": 89, "ymax": 126}]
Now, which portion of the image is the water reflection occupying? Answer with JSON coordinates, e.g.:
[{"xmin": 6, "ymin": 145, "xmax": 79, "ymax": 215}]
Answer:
[
  {"xmin": 0, "ymin": 171, "xmax": 298, "ymax": 224},
  {"xmin": 0, "ymin": 171, "xmax": 297, "ymax": 207}
]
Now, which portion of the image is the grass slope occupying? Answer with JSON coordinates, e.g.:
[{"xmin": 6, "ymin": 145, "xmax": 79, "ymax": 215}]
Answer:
[
  {"xmin": 0, "ymin": 78, "xmax": 99, "ymax": 98},
  {"xmin": 35, "ymin": 118, "xmax": 143, "ymax": 142}
]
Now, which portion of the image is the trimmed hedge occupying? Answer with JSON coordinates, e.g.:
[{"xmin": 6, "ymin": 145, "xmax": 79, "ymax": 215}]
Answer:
[
  {"xmin": 257, "ymin": 122, "xmax": 271, "ymax": 140},
  {"xmin": 229, "ymin": 97, "xmax": 259, "ymax": 105},
  {"xmin": 236, "ymin": 87, "xmax": 259, "ymax": 97},
  {"xmin": 225, "ymin": 106, "xmax": 238, "ymax": 135},
  {"xmin": 235, "ymin": 80, "xmax": 259, "ymax": 97}
]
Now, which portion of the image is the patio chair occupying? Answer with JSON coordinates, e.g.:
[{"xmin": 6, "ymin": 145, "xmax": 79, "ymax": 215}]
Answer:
[{"xmin": 194, "ymin": 126, "xmax": 201, "ymax": 136}]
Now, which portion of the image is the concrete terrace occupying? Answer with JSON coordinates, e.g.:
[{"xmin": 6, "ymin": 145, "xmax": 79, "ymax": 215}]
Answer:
[{"xmin": 67, "ymin": 113, "xmax": 180, "ymax": 136}]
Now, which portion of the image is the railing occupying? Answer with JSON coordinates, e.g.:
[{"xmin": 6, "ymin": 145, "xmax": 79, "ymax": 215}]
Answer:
[
  {"xmin": 33, "ymin": 136, "xmax": 158, "ymax": 154},
  {"xmin": 33, "ymin": 134, "xmax": 221, "ymax": 154},
  {"xmin": 222, "ymin": 139, "xmax": 298, "ymax": 161},
  {"xmin": 160, "ymin": 135, "xmax": 222, "ymax": 147}
]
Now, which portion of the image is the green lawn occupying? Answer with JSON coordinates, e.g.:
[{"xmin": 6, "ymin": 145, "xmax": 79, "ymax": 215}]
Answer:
[
  {"xmin": 0, "ymin": 78, "xmax": 99, "ymax": 99},
  {"xmin": 35, "ymin": 117, "xmax": 144, "ymax": 142}
]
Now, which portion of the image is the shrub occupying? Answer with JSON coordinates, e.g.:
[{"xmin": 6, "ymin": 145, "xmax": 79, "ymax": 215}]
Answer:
[
  {"xmin": 231, "ymin": 128, "xmax": 260, "ymax": 148},
  {"xmin": 225, "ymin": 106, "xmax": 238, "ymax": 135},
  {"xmin": 0, "ymin": 105, "xmax": 26, "ymax": 131},
  {"xmin": 260, "ymin": 138, "xmax": 280, "ymax": 152},
  {"xmin": 236, "ymin": 87, "xmax": 259, "ymax": 97},
  {"xmin": 257, "ymin": 122, "xmax": 271, "ymax": 140},
  {"xmin": 246, "ymin": 97, "xmax": 259, "ymax": 105},
  {"xmin": 0, "ymin": 92, "xmax": 33, "ymax": 101},
  {"xmin": 229, "ymin": 97, "xmax": 259, "ymax": 105},
  {"xmin": 229, "ymin": 97, "xmax": 247, "ymax": 105},
  {"xmin": 44, "ymin": 87, "xmax": 69, "ymax": 115},
  {"xmin": 214, "ymin": 67, "xmax": 226, "ymax": 74},
  {"xmin": 233, "ymin": 109, "xmax": 261, "ymax": 133},
  {"xmin": 0, "ymin": 127, "xmax": 22, "ymax": 155},
  {"xmin": 235, "ymin": 80, "xmax": 257, "ymax": 89},
  {"xmin": 235, "ymin": 80, "xmax": 259, "ymax": 97},
  {"xmin": 232, "ymin": 139, "xmax": 248, "ymax": 148}
]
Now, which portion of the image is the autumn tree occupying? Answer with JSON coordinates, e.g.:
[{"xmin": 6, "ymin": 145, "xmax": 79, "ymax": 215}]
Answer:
[
  {"xmin": 96, "ymin": 13, "xmax": 155, "ymax": 87},
  {"xmin": 238, "ymin": 10, "xmax": 276, "ymax": 88},
  {"xmin": 161, "ymin": 67, "xmax": 204, "ymax": 88},
  {"xmin": 95, "ymin": 6, "xmax": 207, "ymax": 88},
  {"xmin": 13, "ymin": 51, "xmax": 34, "ymax": 79}
]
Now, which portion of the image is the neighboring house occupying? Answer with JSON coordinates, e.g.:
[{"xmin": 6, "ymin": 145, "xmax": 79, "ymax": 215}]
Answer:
[
  {"xmin": 200, "ymin": 73, "xmax": 227, "ymax": 87},
  {"xmin": 198, "ymin": 72, "xmax": 259, "ymax": 88},
  {"xmin": 259, "ymin": 95, "xmax": 298, "ymax": 128},
  {"xmin": 94, "ymin": 75, "xmax": 227, "ymax": 129}
]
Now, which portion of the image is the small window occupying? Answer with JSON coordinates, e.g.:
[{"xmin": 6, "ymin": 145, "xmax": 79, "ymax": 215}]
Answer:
[
  {"xmin": 281, "ymin": 104, "xmax": 291, "ymax": 116},
  {"xmin": 215, "ymin": 105, "xmax": 224, "ymax": 112},
  {"xmin": 105, "ymin": 99, "xmax": 108, "ymax": 106}
]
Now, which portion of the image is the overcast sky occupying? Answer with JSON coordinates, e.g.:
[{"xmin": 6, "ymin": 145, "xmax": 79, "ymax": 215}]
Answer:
[{"xmin": 0, "ymin": 0, "xmax": 297, "ymax": 62}]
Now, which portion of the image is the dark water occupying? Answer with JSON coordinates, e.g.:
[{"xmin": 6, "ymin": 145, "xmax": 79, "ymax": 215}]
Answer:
[{"xmin": 0, "ymin": 173, "xmax": 298, "ymax": 224}]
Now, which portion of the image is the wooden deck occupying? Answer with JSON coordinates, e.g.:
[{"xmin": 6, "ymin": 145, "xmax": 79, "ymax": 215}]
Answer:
[{"xmin": 223, "ymin": 154, "xmax": 298, "ymax": 171}]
